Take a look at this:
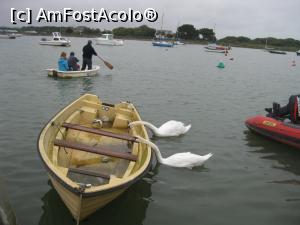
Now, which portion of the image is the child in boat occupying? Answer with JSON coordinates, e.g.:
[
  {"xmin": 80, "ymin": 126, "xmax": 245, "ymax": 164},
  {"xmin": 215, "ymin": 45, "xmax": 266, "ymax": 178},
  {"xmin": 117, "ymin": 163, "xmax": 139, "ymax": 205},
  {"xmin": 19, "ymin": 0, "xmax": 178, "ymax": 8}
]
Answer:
[
  {"xmin": 68, "ymin": 52, "xmax": 80, "ymax": 71},
  {"xmin": 265, "ymin": 94, "xmax": 300, "ymax": 123},
  {"xmin": 58, "ymin": 52, "xmax": 69, "ymax": 71}
]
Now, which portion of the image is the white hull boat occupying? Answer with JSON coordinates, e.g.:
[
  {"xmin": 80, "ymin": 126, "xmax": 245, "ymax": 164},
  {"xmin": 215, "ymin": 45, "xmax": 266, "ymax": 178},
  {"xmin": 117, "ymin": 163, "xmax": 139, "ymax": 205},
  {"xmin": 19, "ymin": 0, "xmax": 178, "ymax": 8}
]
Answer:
[
  {"xmin": 174, "ymin": 41, "xmax": 184, "ymax": 45},
  {"xmin": 205, "ymin": 49, "xmax": 226, "ymax": 53},
  {"xmin": 40, "ymin": 32, "xmax": 71, "ymax": 46},
  {"xmin": 204, "ymin": 44, "xmax": 230, "ymax": 51},
  {"xmin": 152, "ymin": 41, "xmax": 174, "ymax": 47},
  {"xmin": 46, "ymin": 65, "xmax": 100, "ymax": 78},
  {"xmin": 0, "ymin": 34, "xmax": 16, "ymax": 39},
  {"xmin": 95, "ymin": 34, "xmax": 124, "ymax": 46}
]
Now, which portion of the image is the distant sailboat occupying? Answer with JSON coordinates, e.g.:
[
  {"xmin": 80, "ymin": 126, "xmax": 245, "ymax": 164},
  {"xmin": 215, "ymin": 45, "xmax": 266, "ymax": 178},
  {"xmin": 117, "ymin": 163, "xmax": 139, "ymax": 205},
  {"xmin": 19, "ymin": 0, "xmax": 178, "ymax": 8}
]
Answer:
[
  {"xmin": 264, "ymin": 39, "xmax": 274, "ymax": 51},
  {"xmin": 204, "ymin": 24, "xmax": 230, "ymax": 52},
  {"xmin": 264, "ymin": 38, "xmax": 286, "ymax": 54},
  {"xmin": 268, "ymin": 49, "xmax": 287, "ymax": 55},
  {"xmin": 152, "ymin": 13, "xmax": 174, "ymax": 48}
]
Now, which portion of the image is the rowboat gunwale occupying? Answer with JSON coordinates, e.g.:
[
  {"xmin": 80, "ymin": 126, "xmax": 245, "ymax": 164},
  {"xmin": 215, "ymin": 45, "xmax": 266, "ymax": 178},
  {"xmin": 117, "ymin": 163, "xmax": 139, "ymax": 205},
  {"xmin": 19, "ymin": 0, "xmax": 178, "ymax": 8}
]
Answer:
[
  {"xmin": 45, "ymin": 65, "xmax": 100, "ymax": 78},
  {"xmin": 37, "ymin": 94, "xmax": 153, "ymax": 198}
]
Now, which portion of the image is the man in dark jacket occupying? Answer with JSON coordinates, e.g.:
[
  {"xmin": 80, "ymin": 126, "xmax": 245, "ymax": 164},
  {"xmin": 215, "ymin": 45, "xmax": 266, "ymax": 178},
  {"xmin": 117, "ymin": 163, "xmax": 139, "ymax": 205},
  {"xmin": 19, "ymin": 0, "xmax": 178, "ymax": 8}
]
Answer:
[{"xmin": 81, "ymin": 40, "xmax": 97, "ymax": 70}]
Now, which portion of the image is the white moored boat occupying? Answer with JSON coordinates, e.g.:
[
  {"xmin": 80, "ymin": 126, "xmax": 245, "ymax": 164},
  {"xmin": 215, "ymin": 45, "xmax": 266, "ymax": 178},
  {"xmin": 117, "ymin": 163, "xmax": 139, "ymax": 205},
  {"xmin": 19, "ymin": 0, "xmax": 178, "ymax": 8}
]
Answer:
[
  {"xmin": 40, "ymin": 32, "xmax": 71, "ymax": 46},
  {"xmin": 204, "ymin": 43, "xmax": 230, "ymax": 51},
  {"xmin": 205, "ymin": 49, "xmax": 226, "ymax": 53},
  {"xmin": 0, "ymin": 34, "xmax": 16, "ymax": 39},
  {"xmin": 46, "ymin": 66, "xmax": 100, "ymax": 78},
  {"xmin": 95, "ymin": 34, "xmax": 124, "ymax": 46}
]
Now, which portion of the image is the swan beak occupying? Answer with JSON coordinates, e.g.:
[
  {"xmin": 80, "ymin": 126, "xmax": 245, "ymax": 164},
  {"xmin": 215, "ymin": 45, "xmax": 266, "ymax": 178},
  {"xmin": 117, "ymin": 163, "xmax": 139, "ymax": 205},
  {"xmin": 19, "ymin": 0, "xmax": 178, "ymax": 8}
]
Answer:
[{"xmin": 184, "ymin": 124, "xmax": 192, "ymax": 133}]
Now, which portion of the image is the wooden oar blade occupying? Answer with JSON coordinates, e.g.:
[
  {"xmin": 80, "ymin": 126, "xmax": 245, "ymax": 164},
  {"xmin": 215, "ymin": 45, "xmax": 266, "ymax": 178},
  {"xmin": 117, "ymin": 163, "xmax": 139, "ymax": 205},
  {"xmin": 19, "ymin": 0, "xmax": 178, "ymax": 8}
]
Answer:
[{"xmin": 104, "ymin": 61, "xmax": 113, "ymax": 70}]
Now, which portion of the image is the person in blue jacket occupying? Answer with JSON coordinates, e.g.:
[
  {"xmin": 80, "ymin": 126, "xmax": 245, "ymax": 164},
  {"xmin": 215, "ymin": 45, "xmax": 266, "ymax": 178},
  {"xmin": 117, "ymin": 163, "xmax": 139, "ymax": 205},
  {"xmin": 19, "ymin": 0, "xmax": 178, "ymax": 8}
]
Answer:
[{"xmin": 58, "ymin": 52, "xmax": 69, "ymax": 71}]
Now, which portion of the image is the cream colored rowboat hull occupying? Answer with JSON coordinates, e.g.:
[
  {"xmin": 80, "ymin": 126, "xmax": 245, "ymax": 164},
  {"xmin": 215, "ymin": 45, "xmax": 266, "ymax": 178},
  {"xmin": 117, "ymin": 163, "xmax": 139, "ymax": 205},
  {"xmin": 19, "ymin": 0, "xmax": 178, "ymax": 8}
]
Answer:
[{"xmin": 38, "ymin": 94, "xmax": 152, "ymax": 222}]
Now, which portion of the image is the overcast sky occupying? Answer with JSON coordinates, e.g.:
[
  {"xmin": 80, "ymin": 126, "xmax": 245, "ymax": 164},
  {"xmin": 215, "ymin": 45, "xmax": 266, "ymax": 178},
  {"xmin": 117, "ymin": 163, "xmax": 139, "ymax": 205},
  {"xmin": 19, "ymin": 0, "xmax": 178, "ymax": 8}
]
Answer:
[{"xmin": 1, "ymin": 0, "xmax": 300, "ymax": 39}]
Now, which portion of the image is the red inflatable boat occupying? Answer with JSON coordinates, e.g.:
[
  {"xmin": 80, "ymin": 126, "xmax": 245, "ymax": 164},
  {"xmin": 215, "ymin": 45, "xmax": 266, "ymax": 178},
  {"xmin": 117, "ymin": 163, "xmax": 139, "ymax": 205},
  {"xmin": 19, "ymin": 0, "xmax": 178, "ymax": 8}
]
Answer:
[{"xmin": 245, "ymin": 115, "xmax": 300, "ymax": 149}]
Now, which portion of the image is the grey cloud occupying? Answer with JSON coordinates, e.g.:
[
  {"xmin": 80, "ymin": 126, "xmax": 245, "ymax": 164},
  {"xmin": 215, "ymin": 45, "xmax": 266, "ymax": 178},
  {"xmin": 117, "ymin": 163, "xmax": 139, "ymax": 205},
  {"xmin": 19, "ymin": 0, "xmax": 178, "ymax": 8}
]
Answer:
[{"xmin": 1, "ymin": 0, "xmax": 299, "ymax": 39}]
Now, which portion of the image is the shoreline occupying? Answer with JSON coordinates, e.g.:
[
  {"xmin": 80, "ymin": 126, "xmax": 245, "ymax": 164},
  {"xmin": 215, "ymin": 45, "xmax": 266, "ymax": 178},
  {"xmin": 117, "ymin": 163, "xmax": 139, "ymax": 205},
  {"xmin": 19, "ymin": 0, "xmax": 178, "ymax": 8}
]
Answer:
[{"xmin": 10, "ymin": 33, "xmax": 300, "ymax": 52}]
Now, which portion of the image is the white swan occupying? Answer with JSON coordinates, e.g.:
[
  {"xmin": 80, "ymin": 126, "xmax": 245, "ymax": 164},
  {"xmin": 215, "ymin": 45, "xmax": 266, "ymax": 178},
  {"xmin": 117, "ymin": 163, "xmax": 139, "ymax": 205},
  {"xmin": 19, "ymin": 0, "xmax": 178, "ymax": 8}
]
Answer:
[
  {"xmin": 129, "ymin": 120, "xmax": 191, "ymax": 137},
  {"xmin": 136, "ymin": 136, "xmax": 212, "ymax": 169}
]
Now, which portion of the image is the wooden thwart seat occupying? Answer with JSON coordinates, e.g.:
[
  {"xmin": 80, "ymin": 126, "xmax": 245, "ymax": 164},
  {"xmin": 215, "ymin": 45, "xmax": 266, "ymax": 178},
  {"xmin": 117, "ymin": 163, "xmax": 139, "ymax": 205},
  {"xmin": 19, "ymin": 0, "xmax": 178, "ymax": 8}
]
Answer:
[
  {"xmin": 62, "ymin": 123, "xmax": 138, "ymax": 142},
  {"xmin": 54, "ymin": 139, "xmax": 137, "ymax": 162},
  {"xmin": 68, "ymin": 168, "xmax": 110, "ymax": 180}
]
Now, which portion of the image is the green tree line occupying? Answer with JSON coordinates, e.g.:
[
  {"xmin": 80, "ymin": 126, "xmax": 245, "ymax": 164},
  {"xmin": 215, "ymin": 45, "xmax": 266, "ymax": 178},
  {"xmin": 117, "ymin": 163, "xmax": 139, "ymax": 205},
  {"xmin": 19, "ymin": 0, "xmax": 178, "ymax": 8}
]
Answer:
[
  {"xmin": 218, "ymin": 36, "xmax": 300, "ymax": 51},
  {"xmin": 2, "ymin": 24, "xmax": 299, "ymax": 51}
]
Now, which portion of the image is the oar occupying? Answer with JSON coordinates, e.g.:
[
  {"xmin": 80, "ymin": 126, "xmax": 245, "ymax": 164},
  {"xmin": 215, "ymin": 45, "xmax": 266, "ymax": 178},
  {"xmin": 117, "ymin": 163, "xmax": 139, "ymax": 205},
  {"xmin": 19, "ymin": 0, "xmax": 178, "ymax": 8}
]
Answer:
[{"xmin": 97, "ymin": 55, "xmax": 113, "ymax": 70}]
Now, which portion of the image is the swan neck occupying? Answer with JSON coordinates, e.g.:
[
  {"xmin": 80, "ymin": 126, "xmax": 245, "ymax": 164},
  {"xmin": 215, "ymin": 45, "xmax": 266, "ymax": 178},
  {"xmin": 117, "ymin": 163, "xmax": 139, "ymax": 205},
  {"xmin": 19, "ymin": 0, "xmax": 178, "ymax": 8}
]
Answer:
[
  {"xmin": 136, "ymin": 136, "xmax": 164, "ymax": 163},
  {"xmin": 133, "ymin": 121, "xmax": 160, "ymax": 135}
]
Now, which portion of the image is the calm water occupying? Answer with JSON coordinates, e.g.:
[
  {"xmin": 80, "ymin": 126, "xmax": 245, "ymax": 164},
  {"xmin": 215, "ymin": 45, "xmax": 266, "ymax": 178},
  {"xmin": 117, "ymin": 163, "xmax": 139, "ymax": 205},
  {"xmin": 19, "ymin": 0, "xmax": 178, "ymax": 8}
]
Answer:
[{"xmin": 0, "ymin": 36, "xmax": 300, "ymax": 225}]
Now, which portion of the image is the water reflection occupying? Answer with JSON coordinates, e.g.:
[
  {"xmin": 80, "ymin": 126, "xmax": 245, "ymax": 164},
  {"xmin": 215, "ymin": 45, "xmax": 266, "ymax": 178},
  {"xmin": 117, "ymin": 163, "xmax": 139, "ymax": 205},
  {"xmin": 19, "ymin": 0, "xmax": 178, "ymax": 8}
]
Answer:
[
  {"xmin": 80, "ymin": 78, "xmax": 94, "ymax": 94},
  {"xmin": 52, "ymin": 76, "xmax": 96, "ymax": 98},
  {"xmin": 39, "ymin": 170, "xmax": 156, "ymax": 225},
  {"xmin": 244, "ymin": 130, "xmax": 300, "ymax": 176},
  {"xmin": 0, "ymin": 178, "xmax": 17, "ymax": 225}
]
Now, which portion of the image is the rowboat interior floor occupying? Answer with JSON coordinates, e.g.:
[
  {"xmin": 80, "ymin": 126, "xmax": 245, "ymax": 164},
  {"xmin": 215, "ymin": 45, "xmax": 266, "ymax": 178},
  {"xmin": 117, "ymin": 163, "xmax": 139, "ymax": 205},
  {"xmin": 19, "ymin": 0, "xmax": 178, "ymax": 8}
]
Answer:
[{"xmin": 55, "ymin": 120, "xmax": 133, "ymax": 186}]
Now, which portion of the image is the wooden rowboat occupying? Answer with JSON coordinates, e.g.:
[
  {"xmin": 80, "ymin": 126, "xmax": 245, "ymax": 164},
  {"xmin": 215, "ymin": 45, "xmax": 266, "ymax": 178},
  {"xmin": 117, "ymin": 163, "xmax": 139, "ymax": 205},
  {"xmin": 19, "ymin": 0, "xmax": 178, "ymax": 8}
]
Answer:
[
  {"xmin": 37, "ymin": 94, "xmax": 152, "ymax": 223},
  {"xmin": 46, "ymin": 66, "xmax": 100, "ymax": 78}
]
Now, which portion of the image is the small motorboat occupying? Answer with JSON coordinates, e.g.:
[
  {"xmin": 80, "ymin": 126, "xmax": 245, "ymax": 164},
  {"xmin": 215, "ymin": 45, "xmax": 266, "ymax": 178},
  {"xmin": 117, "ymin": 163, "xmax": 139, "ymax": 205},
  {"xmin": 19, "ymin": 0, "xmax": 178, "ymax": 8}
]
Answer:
[
  {"xmin": 296, "ymin": 50, "xmax": 300, "ymax": 56},
  {"xmin": 45, "ymin": 65, "xmax": 100, "ymax": 78},
  {"xmin": 95, "ymin": 34, "xmax": 124, "ymax": 46},
  {"xmin": 245, "ymin": 115, "xmax": 300, "ymax": 149},
  {"xmin": 173, "ymin": 40, "xmax": 184, "ymax": 45},
  {"xmin": 204, "ymin": 43, "xmax": 230, "ymax": 53},
  {"xmin": 40, "ymin": 32, "xmax": 71, "ymax": 46},
  {"xmin": 204, "ymin": 43, "xmax": 230, "ymax": 51},
  {"xmin": 152, "ymin": 41, "xmax": 174, "ymax": 47},
  {"xmin": 268, "ymin": 50, "xmax": 287, "ymax": 55},
  {"xmin": 0, "ymin": 34, "xmax": 16, "ymax": 39},
  {"xmin": 37, "ymin": 94, "xmax": 152, "ymax": 222}
]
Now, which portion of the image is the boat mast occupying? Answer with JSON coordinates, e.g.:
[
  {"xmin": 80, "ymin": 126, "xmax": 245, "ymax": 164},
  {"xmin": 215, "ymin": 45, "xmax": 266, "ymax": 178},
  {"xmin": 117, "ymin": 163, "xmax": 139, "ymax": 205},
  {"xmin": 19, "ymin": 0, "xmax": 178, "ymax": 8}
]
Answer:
[
  {"xmin": 161, "ymin": 13, "xmax": 164, "ymax": 32},
  {"xmin": 160, "ymin": 13, "xmax": 164, "ymax": 38},
  {"xmin": 176, "ymin": 22, "xmax": 179, "ymax": 40},
  {"xmin": 213, "ymin": 23, "xmax": 216, "ymax": 43}
]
